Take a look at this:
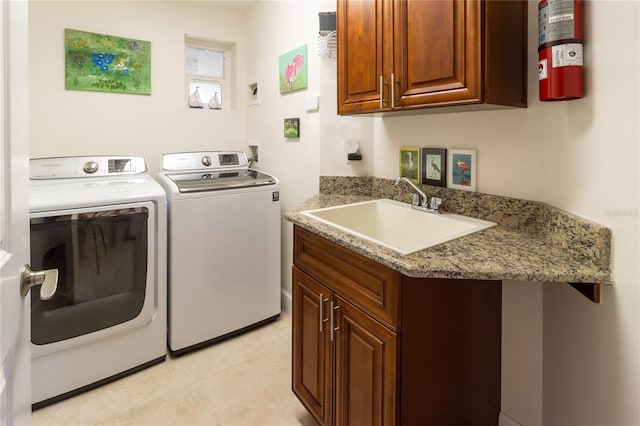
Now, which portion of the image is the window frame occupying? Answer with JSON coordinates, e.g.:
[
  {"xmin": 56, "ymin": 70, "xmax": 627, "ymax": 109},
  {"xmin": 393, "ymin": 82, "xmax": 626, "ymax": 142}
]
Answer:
[{"xmin": 185, "ymin": 36, "xmax": 233, "ymax": 110}]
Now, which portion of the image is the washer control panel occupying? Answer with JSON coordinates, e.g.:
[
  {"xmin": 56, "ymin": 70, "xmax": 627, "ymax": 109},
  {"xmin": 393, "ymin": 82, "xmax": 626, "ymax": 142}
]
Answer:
[
  {"xmin": 30, "ymin": 156, "xmax": 147, "ymax": 179},
  {"xmin": 161, "ymin": 151, "xmax": 248, "ymax": 171}
]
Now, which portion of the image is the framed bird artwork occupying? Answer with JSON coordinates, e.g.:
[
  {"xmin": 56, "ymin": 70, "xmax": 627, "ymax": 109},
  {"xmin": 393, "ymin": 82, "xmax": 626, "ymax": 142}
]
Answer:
[
  {"xmin": 421, "ymin": 148, "xmax": 447, "ymax": 187},
  {"xmin": 279, "ymin": 45, "xmax": 308, "ymax": 94},
  {"xmin": 448, "ymin": 149, "xmax": 477, "ymax": 191},
  {"xmin": 399, "ymin": 147, "xmax": 420, "ymax": 184}
]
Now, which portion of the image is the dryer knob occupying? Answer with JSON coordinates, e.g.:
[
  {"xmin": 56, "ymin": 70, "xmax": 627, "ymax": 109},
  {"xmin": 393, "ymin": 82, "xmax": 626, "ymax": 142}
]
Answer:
[
  {"xmin": 202, "ymin": 156, "xmax": 212, "ymax": 167},
  {"xmin": 83, "ymin": 161, "xmax": 99, "ymax": 174}
]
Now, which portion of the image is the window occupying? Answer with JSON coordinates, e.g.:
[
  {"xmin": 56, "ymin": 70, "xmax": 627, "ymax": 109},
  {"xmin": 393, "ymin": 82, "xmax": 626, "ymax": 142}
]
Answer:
[{"xmin": 185, "ymin": 36, "xmax": 234, "ymax": 110}]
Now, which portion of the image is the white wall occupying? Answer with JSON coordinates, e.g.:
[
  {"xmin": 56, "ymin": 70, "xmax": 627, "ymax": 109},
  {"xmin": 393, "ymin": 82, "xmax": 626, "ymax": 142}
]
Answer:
[
  {"xmin": 541, "ymin": 2, "xmax": 640, "ymax": 425},
  {"xmin": 244, "ymin": 0, "xmax": 373, "ymax": 310},
  {"xmin": 29, "ymin": 0, "xmax": 250, "ymax": 174},
  {"xmin": 244, "ymin": 0, "xmax": 322, "ymax": 311}
]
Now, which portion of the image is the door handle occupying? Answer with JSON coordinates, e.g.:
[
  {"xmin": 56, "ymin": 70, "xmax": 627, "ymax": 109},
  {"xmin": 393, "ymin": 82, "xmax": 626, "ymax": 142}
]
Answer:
[{"xmin": 20, "ymin": 264, "xmax": 58, "ymax": 300}]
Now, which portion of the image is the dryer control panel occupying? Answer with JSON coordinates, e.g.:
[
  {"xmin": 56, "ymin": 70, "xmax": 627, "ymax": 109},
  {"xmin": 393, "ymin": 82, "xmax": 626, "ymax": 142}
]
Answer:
[
  {"xmin": 161, "ymin": 151, "xmax": 248, "ymax": 171},
  {"xmin": 30, "ymin": 156, "xmax": 147, "ymax": 179}
]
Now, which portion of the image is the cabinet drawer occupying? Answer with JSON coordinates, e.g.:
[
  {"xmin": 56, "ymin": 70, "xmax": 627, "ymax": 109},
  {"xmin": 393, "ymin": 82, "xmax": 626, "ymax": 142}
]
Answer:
[{"xmin": 294, "ymin": 226, "xmax": 400, "ymax": 329}]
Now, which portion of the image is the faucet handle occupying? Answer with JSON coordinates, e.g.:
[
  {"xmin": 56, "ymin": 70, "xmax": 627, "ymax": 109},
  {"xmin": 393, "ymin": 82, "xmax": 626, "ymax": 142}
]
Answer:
[
  {"xmin": 411, "ymin": 193, "xmax": 421, "ymax": 207},
  {"xmin": 429, "ymin": 197, "xmax": 442, "ymax": 210}
]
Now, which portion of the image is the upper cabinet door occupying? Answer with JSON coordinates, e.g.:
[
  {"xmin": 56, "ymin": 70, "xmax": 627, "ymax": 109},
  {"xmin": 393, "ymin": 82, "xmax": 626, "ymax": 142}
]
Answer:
[
  {"xmin": 393, "ymin": 0, "xmax": 482, "ymax": 108},
  {"xmin": 337, "ymin": 0, "xmax": 392, "ymax": 114}
]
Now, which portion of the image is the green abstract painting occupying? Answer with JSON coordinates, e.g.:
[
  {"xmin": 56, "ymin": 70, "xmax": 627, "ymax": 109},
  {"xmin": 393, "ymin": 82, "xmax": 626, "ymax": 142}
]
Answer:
[{"xmin": 65, "ymin": 28, "xmax": 151, "ymax": 95}]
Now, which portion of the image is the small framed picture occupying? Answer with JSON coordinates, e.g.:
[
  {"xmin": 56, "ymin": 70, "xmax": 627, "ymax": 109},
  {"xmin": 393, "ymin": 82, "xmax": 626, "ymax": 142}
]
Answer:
[
  {"xmin": 284, "ymin": 117, "xmax": 300, "ymax": 138},
  {"xmin": 448, "ymin": 149, "xmax": 476, "ymax": 191},
  {"xmin": 399, "ymin": 147, "xmax": 420, "ymax": 183},
  {"xmin": 421, "ymin": 148, "xmax": 447, "ymax": 187}
]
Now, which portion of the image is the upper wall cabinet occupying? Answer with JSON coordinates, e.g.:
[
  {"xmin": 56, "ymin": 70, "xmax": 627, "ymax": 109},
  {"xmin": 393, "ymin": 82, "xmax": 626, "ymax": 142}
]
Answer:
[{"xmin": 337, "ymin": 0, "xmax": 527, "ymax": 115}]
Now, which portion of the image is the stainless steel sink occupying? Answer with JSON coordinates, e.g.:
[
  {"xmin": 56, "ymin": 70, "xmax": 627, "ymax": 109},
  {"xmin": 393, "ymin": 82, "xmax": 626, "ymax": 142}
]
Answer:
[{"xmin": 302, "ymin": 199, "xmax": 497, "ymax": 255}]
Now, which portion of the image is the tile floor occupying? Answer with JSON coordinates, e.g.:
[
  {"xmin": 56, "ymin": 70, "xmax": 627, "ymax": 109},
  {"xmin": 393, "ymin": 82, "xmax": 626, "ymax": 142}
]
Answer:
[{"xmin": 32, "ymin": 313, "xmax": 316, "ymax": 426}]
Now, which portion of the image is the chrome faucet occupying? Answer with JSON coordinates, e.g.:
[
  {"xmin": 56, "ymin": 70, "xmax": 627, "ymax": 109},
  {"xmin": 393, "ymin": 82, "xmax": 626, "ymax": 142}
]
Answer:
[
  {"xmin": 394, "ymin": 177, "xmax": 427, "ymax": 206},
  {"xmin": 394, "ymin": 176, "xmax": 442, "ymax": 214}
]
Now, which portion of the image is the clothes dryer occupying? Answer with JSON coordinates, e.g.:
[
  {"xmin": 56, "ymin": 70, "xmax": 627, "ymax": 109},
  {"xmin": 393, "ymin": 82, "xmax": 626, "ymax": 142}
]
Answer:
[{"xmin": 29, "ymin": 156, "xmax": 167, "ymax": 407}]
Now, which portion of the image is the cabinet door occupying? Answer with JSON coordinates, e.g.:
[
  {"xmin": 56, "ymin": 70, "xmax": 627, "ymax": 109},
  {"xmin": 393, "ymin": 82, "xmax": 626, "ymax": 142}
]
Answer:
[
  {"xmin": 334, "ymin": 297, "xmax": 397, "ymax": 426},
  {"xmin": 337, "ymin": 0, "xmax": 392, "ymax": 114},
  {"xmin": 292, "ymin": 267, "xmax": 333, "ymax": 426},
  {"xmin": 393, "ymin": 0, "xmax": 482, "ymax": 108}
]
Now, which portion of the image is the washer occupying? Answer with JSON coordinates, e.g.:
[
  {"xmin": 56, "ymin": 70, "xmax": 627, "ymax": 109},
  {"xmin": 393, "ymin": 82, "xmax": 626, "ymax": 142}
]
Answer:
[
  {"xmin": 29, "ymin": 156, "xmax": 167, "ymax": 408},
  {"xmin": 157, "ymin": 151, "xmax": 281, "ymax": 355}
]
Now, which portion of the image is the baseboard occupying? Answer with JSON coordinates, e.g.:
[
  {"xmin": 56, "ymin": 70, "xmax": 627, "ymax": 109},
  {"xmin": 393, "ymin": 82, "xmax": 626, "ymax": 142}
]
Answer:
[
  {"xmin": 281, "ymin": 288, "xmax": 292, "ymax": 315},
  {"xmin": 499, "ymin": 412, "xmax": 524, "ymax": 426}
]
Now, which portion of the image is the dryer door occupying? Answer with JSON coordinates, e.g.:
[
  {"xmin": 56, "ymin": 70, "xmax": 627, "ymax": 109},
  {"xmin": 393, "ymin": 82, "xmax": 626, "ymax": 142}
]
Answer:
[{"xmin": 29, "ymin": 202, "xmax": 157, "ymax": 356}]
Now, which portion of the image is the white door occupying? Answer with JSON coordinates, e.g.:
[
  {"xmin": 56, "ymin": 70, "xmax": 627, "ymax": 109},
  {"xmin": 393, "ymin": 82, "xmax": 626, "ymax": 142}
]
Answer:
[{"xmin": 1, "ymin": 0, "xmax": 32, "ymax": 424}]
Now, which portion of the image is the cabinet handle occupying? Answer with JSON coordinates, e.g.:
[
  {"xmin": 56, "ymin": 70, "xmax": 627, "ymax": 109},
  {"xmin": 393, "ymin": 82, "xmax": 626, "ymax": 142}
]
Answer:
[
  {"xmin": 319, "ymin": 293, "xmax": 329, "ymax": 332},
  {"xmin": 391, "ymin": 72, "xmax": 396, "ymax": 108},
  {"xmin": 330, "ymin": 301, "xmax": 340, "ymax": 342},
  {"xmin": 379, "ymin": 75, "xmax": 389, "ymax": 109}
]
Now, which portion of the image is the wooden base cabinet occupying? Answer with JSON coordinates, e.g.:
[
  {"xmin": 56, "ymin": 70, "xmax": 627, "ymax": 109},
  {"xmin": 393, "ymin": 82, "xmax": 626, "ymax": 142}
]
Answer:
[
  {"xmin": 292, "ymin": 226, "xmax": 502, "ymax": 425},
  {"xmin": 293, "ymin": 268, "xmax": 397, "ymax": 426}
]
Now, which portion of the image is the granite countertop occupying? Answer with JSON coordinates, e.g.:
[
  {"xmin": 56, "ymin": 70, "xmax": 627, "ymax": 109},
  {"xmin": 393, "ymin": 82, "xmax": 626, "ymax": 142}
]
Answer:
[{"xmin": 285, "ymin": 177, "xmax": 613, "ymax": 285}]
